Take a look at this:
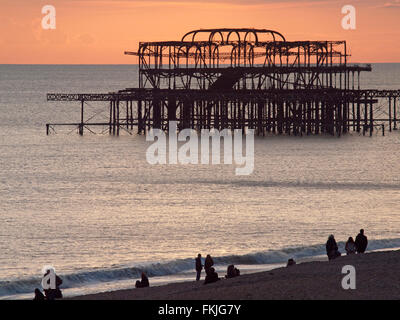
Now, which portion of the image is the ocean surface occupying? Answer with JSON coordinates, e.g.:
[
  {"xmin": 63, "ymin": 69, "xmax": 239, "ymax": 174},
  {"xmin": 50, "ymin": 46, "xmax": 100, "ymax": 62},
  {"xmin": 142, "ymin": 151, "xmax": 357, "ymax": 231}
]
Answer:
[{"xmin": 0, "ymin": 64, "xmax": 399, "ymax": 299}]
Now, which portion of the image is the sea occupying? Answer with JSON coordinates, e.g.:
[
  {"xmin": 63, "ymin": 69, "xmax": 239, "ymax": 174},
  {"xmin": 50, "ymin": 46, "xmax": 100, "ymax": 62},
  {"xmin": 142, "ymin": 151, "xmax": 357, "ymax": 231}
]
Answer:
[{"xmin": 0, "ymin": 64, "xmax": 399, "ymax": 299}]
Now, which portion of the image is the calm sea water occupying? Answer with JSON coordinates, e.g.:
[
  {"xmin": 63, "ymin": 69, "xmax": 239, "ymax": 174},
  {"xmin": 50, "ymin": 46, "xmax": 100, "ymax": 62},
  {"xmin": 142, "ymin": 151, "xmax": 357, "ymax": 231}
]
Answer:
[{"xmin": 0, "ymin": 64, "xmax": 399, "ymax": 299}]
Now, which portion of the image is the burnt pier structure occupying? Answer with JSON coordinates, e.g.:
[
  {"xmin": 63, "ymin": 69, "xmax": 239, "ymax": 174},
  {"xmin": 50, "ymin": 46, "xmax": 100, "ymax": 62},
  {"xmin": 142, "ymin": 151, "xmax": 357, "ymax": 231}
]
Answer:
[{"xmin": 46, "ymin": 28, "xmax": 400, "ymax": 137}]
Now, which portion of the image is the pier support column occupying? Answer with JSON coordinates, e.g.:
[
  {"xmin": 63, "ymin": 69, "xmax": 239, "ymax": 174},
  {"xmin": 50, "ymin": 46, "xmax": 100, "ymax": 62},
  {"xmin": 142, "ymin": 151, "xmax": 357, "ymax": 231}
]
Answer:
[
  {"xmin": 112, "ymin": 100, "xmax": 116, "ymax": 135},
  {"xmin": 342, "ymin": 100, "xmax": 348, "ymax": 134},
  {"xmin": 389, "ymin": 97, "xmax": 392, "ymax": 132},
  {"xmin": 130, "ymin": 101, "xmax": 133, "ymax": 130},
  {"xmin": 363, "ymin": 96, "xmax": 368, "ymax": 136},
  {"xmin": 109, "ymin": 101, "xmax": 113, "ymax": 135},
  {"xmin": 137, "ymin": 100, "xmax": 143, "ymax": 134},
  {"xmin": 337, "ymin": 102, "xmax": 342, "ymax": 137},
  {"xmin": 272, "ymin": 100, "xmax": 276, "ymax": 134},
  {"xmin": 277, "ymin": 101, "xmax": 283, "ymax": 134},
  {"xmin": 315, "ymin": 100, "xmax": 320, "ymax": 135},
  {"xmin": 79, "ymin": 100, "xmax": 84, "ymax": 136},
  {"xmin": 320, "ymin": 101, "xmax": 326, "ymax": 133},
  {"xmin": 116, "ymin": 99, "xmax": 120, "ymax": 136},
  {"xmin": 257, "ymin": 100, "xmax": 263, "ymax": 136},
  {"xmin": 215, "ymin": 101, "xmax": 220, "ymax": 130},
  {"xmin": 369, "ymin": 101, "xmax": 373, "ymax": 137},
  {"xmin": 153, "ymin": 99, "xmax": 161, "ymax": 129},
  {"xmin": 220, "ymin": 101, "xmax": 227, "ymax": 130},
  {"xmin": 209, "ymin": 101, "xmax": 213, "ymax": 130},
  {"xmin": 167, "ymin": 97, "xmax": 177, "ymax": 131},
  {"xmin": 182, "ymin": 99, "xmax": 192, "ymax": 129},
  {"xmin": 307, "ymin": 101, "xmax": 312, "ymax": 135},
  {"xmin": 394, "ymin": 98, "xmax": 397, "ymax": 130},
  {"xmin": 126, "ymin": 101, "xmax": 129, "ymax": 130}
]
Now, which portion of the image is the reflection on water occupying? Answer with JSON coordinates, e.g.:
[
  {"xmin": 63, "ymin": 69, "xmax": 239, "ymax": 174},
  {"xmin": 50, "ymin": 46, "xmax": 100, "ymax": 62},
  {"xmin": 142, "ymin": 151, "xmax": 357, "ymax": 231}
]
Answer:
[{"xmin": 0, "ymin": 64, "xmax": 399, "ymax": 298}]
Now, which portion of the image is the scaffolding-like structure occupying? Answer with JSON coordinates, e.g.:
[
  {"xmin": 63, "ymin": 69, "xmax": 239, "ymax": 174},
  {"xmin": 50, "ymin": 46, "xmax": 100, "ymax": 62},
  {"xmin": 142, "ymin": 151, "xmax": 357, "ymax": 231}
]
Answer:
[{"xmin": 46, "ymin": 28, "xmax": 400, "ymax": 136}]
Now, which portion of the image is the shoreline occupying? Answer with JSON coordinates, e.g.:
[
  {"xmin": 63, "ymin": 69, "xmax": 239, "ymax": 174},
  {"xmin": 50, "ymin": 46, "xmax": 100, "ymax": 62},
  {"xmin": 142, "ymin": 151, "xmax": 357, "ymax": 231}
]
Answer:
[{"xmin": 70, "ymin": 249, "xmax": 400, "ymax": 300}]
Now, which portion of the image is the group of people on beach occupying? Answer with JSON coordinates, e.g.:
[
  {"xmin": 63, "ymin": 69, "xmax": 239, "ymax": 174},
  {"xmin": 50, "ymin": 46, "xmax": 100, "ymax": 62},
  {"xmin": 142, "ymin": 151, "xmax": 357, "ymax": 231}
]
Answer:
[
  {"xmin": 134, "ymin": 253, "xmax": 241, "ymax": 290},
  {"xmin": 133, "ymin": 253, "xmax": 240, "ymax": 290},
  {"xmin": 33, "ymin": 229, "xmax": 369, "ymax": 299},
  {"xmin": 195, "ymin": 253, "xmax": 240, "ymax": 284},
  {"xmin": 326, "ymin": 229, "xmax": 368, "ymax": 260},
  {"xmin": 121, "ymin": 229, "xmax": 368, "ymax": 292}
]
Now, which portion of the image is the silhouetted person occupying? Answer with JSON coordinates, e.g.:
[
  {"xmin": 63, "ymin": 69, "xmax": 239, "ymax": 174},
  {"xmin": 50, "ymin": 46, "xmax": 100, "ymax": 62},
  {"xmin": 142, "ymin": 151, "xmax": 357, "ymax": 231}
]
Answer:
[
  {"xmin": 287, "ymin": 258, "xmax": 296, "ymax": 267},
  {"xmin": 225, "ymin": 264, "xmax": 240, "ymax": 278},
  {"xmin": 33, "ymin": 288, "xmax": 45, "ymax": 301},
  {"xmin": 195, "ymin": 254, "xmax": 203, "ymax": 281},
  {"xmin": 204, "ymin": 254, "xmax": 214, "ymax": 275},
  {"xmin": 355, "ymin": 229, "xmax": 368, "ymax": 253},
  {"xmin": 345, "ymin": 237, "xmax": 357, "ymax": 255},
  {"xmin": 135, "ymin": 272, "xmax": 150, "ymax": 288},
  {"xmin": 326, "ymin": 235, "xmax": 341, "ymax": 260},
  {"xmin": 204, "ymin": 267, "xmax": 220, "ymax": 285},
  {"xmin": 43, "ymin": 270, "xmax": 63, "ymax": 300}
]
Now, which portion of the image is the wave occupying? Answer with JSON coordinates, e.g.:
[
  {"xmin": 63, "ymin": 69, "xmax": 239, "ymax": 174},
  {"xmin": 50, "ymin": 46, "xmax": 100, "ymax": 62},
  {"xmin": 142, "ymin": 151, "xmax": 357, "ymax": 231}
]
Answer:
[{"xmin": 1, "ymin": 237, "xmax": 400, "ymax": 298}]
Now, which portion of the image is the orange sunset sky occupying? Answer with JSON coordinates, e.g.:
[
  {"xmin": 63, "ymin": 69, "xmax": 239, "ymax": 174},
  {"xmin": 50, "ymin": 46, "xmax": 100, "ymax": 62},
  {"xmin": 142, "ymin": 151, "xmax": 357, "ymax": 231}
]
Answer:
[{"xmin": 1, "ymin": 0, "xmax": 399, "ymax": 64}]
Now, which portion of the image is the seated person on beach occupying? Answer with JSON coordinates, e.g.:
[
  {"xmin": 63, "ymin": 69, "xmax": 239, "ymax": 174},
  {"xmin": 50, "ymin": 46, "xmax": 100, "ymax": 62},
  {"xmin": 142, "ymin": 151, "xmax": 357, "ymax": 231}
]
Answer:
[
  {"xmin": 235, "ymin": 267, "xmax": 240, "ymax": 276},
  {"xmin": 355, "ymin": 229, "xmax": 368, "ymax": 253},
  {"xmin": 33, "ymin": 288, "xmax": 45, "ymax": 301},
  {"xmin": 326, "ymin": 235, "xmax": 341, "ymax": 261},
  {"xmin": 204, "ymin": 254, "xmax": 214, "ymax": 275},
  {"xmin": 287, "ymin": 258, "xmax": 296, "ymax": 267},
  {"xmin": 225, "ymin": 264, "xmax": 240, "ymax": 278},
  {"xmin": 135, "ymin": 272, "xmax": 150, "ymax": 288},
  {"xmin": 345, "ymin": 237, "xmax": 357, "ymax": 255},
  {"xmin": 43, "ymin": 270, "xmax": 63, "ymax": 300},
  {"xmin": 204, "ymin": 267, "xmax": 220, "ymax": 285}
]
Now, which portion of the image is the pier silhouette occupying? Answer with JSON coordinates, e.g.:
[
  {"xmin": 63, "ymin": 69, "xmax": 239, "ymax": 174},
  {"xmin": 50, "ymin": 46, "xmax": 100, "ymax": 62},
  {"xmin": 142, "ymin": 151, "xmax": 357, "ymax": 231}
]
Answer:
[{"xmin": 46, "ymin": 28, "xmax": 400, "ymax": 137}]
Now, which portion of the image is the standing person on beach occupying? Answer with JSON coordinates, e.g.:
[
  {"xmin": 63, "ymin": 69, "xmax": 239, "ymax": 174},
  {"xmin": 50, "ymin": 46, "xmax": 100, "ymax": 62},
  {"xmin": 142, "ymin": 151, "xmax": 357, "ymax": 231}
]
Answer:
[
  {"xmin": 204, "ymin": 254, "xmax": 214, "ymax": 275},
  {"xmin": 355, "ymin": 229, "xmax": 368, "ymax": 253},
  {"xmin": 326, "ymin": 235, "xmax": 341, "ymax": 260},
  {"xmin": 195, "ymin": 254, "xmax": 203, "ymax": 281}
]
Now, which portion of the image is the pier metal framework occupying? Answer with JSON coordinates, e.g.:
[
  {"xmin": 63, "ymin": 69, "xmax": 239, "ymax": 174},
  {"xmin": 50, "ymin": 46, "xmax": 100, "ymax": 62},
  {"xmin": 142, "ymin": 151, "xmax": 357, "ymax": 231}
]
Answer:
[{"xmin": 46, "ymin": 28, "xmax": 400, "ymax": 137}]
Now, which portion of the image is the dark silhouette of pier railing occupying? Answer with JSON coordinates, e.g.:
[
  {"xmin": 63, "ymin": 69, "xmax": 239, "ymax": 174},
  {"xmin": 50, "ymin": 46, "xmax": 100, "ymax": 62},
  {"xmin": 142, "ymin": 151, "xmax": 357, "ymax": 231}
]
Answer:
[{"xmin": 46, "ymin": 28, "xmax": 400, "ymax": 136}]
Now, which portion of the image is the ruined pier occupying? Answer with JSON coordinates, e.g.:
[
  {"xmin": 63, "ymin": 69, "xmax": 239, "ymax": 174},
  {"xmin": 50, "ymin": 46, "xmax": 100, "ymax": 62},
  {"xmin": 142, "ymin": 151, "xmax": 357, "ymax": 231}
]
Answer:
[{"xmin": 46, "ymin": 28, "xmax": 400, "ymax": 137}]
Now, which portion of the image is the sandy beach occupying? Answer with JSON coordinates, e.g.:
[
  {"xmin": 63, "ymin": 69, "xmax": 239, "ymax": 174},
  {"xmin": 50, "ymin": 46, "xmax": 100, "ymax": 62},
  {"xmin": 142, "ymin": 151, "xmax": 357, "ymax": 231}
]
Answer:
[{"xmin": 70, "ymin": 249, "xmax": 400, "ymax": 300}]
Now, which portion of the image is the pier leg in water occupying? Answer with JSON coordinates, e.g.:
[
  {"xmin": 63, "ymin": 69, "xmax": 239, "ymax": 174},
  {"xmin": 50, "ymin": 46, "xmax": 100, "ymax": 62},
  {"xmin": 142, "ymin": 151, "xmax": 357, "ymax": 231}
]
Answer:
[{"xmin": 79, "ymin": 100, "xmax": 84, "ymax": 136}]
